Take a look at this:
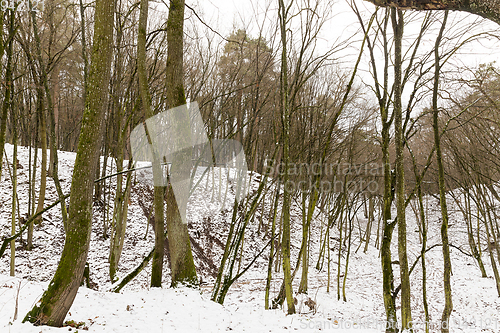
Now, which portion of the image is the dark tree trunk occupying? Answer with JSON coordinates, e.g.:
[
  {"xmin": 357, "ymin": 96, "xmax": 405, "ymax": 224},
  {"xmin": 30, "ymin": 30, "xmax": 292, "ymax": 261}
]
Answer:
[
  {"xmin": 164, "ymin": 0, "xmax": 198, "ymax": 287},
  {"xmin": 364, "ymin": 0, "xmax": 500, "ymax": 25}
]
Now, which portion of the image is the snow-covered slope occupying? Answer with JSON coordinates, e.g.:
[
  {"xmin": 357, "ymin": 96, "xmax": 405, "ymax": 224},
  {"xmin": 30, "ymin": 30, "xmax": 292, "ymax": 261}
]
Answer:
[{"xmin": 0, "ymin": 144, "xmax": 499, "ymax": 332}]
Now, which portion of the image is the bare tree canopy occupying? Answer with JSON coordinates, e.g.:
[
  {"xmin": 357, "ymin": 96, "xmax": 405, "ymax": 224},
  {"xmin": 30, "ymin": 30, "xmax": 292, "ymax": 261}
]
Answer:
[{"xmin": 364, "ymin": 0, "xmax": 500, "ymax": 25}]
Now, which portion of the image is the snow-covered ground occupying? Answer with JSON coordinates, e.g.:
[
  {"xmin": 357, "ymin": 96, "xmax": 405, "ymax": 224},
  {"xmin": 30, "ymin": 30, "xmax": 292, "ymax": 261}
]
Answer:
[{"xmin": 0, "ymin": 144, "xmax": 499, "ymax": 332}]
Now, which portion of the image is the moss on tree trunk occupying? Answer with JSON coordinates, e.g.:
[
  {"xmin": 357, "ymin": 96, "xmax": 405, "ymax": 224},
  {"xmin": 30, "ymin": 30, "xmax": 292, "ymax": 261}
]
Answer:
[
  {"xmin": 164, "ymin": 0, "xmax": 198, "ymax": 287},
  {"xmin": 23, "ymin": 0, "xmax": 114, "ymax": 325}
]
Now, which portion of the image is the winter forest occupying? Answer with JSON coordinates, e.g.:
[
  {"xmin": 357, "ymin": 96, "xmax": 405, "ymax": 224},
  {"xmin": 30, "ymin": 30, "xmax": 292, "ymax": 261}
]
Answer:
[{"xmin": 1, "ymin": 0, "xmax": 500, "ymax": 332}]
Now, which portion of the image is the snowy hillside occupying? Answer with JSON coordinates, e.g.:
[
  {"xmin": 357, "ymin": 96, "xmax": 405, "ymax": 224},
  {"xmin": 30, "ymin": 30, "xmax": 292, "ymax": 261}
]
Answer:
[{"xmin": 0, "ymin": 144, "xmax": 499, "ymax": 332}]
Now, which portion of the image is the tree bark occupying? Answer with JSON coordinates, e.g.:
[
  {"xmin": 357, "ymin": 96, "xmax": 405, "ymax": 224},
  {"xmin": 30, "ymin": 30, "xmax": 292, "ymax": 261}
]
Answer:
[
  {"xmin": 23, "ymin": 0, "xmax": 114, "ymax": 325},
  {"xmin": 364, "ymin": 0, "xmax": 500, "ymax": 25},
  {"xmin": 164, "ymin": 0, "xmax": 198, "ymax": 287}
]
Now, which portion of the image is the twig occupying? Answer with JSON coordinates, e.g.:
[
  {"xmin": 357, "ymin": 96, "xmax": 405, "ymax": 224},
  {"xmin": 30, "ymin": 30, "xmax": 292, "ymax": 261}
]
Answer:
[
  {"xmin": 393, "ymin": 243, "xmax": 472, "ymax": 298},
  {"xmin": 0, "ymin": 194, "xmax": 70, "ymax": 258},
  {"xmin": 184, "ymin": 3, "xmax": 242, "ymax": 45}
]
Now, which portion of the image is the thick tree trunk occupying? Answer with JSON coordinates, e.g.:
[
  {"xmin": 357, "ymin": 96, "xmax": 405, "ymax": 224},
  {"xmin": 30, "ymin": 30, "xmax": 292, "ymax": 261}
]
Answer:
[
  {"xmin": 23, "ymin": 0, "xmax": 114, "ymax": 325},
  {"xmin": 364, "ymin": 0, "xmax": 500, "ymax": 25},
  {"xmin": 164, "ymin": 0, "xmax": 198, "ymax": 287}
]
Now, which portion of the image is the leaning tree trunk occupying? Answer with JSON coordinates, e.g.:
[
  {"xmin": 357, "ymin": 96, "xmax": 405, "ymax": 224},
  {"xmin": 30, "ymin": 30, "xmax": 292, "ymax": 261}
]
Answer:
[
  {"xmin": 23, "ymin": 0, "xmax": 114, "ymax": 325},
  {"xmin": 364, "ymin": 1, "xmax": 500, "ymax": 25}
]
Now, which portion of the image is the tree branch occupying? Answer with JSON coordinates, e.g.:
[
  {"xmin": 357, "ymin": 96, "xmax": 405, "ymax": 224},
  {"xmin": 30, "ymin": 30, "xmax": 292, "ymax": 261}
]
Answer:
[{"xmin": 364, "ymin": 0, "xmax": 500, "ymax": 26}]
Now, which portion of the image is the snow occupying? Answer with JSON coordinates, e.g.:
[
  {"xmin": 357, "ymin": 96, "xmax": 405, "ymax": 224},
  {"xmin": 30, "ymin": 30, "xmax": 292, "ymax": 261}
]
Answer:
[{"xmin": 0, "ymin": 144, "xmax": 499, "ymax": 332}]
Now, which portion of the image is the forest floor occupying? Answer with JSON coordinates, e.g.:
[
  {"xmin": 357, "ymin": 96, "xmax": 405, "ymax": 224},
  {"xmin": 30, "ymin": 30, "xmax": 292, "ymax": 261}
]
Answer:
[{"xmin": 0, "ymin": 144, "xmax": 499, "ymax": 332}]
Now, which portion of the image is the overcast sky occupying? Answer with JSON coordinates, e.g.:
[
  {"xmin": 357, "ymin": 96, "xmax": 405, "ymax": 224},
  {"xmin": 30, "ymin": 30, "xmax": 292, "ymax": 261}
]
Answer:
[
  {"xmin": 193, "ymin": 0, "xmax": 499, "ymax": 66},
  {"xmin": 182, "ymin": 0, "xmax": 500, "ymax": 112}
]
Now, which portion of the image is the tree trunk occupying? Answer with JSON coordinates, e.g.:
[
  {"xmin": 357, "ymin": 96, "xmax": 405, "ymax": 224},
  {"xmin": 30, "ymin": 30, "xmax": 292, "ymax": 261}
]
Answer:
[
  {"xmin": 431, "ymin": 12, "xmax": 453, "ymax": 333},
  {"xmin": 355, "ymin": 7, "xmax": 398, "ymax": 330},
  {"xmin": 265, "ymin": 179, "xmax": 280, "ymax": 309},
  {"xmin": 28, "ymin": 123, "xmax": 38, "ymax": 250},
  {"xmin": 417, "ymin": 184, "xmax": 430, "ymax": 333},
  {"xmin": 48, "ymin": 67, "xmax": 60, "ymax": 177},
  {"xmin": 137, "ymin": 0, "xmax": 167, "ymax": 288},
  {"xmin": 363, "ymin": 0, "xmax": 500, "ymax": 25},
  {"xmin": 298, "ymin": 193, "xmax": 309, "ymax": 294},
  {"xmin": 0, "ymin": 9, "xmax": 15, "ymax": 182},
  {"xmin": 409, "ymin": 143, "xmax": 430, "ymax": 333},
  {"xmin": 28, "ymin": 0, "xmax": 69, "ymax": 228},
  {"xmin": 108, "ymin": 12, "xmax": 129, "ymax": 282},
  {"xmin": 480, "ymin": 204, "xmax": 500, "ymax": 296},
  {"xmin": 364, "ymin": 194, "xmax": 374, "ymax": 253},
  {"xmin": 31, "ymin": 88, "xmax": 47, "ymax": 246},
  {"xmin": 278, "ymin": 0, "xmax": 296, "ymax": 315},
  {"xmin": 164, "ymin": 0, "xmax": 198, "ymax": 287},
  {"xmin": 109, "ymin": 163, "xmax": 132, "ymax": 282},
  {"xmin": 23, "ymin": 0, "xmax": 114, "ymax": 325},
  {"xmin": 392, "ymin": 8, "xmax": 413, "ymax": 332},
  {"xmin": 10, "ymin": 74, "xmax": 17, "ymax": 277}
]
